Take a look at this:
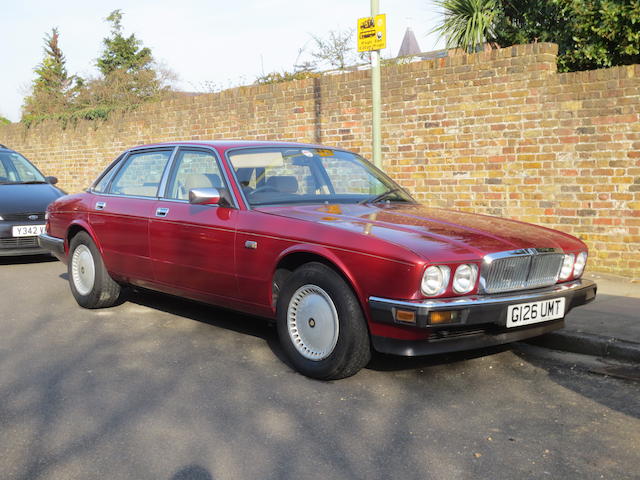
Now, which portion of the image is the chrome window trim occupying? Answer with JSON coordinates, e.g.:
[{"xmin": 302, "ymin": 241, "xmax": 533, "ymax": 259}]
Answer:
[
  {"xmin": 223, "ymin": 146, "xmax": 254, "ymax": 211},
  {"xmin": 90, "ymin": 147, "xmax": 175, "ymax": 198},
  {"xmin": 479, "ymin": 247, "xmax": 564, "ymax": 294},
  {"xmin": 88, "ymin": 192, "xmax": 160, "ymax": 202},
  {"xmin": 88, "ymin": 150, "xmax": 131, "ymax": 194},
  {"xmin": 160, "ymin": 145, "xmax": 238, "ymax": 209},
  {"xmin": 151, "ymin": 197, "xmax": 222, "ymax": 208},
  {"xmin": 152, "ymin": 198, "xmax": 191, "ymax": 205},
  {"xmin": 110, "ymin": 147, "xmax": 174, "ymax": 198},
  {"xmin": 89, "ymin": 152, "xmax": 126, "ymax": 192},
  {"xmin": 88, "ymin": 144, "xmax": 239, "ymax": 209},
  {"xmin": 157, "ymin": 146, "xmax": 179, "ymax": 199}
]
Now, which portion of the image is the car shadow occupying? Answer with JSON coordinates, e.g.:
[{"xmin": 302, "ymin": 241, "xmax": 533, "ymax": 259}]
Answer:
[
  {"xmin": 57, "ymin": 273, "xmax": 634, "ymax": 390},
  {"xmin": 511, "ymin": 344, "xmax": 640, "ymax": 419},
  {"xmin": 123, "ymin": 287, "xmax": 517, "ymax": 375},
  {"xmin": 0, "ymin": 254, "xmax": 57, "ymax": 266},
  {"xmin": 125, "ymin": 288, "xmax": 292, "ymax": 368},
  {"xmin": 170, "ymin": 465, "xmax": 213, "ymax": 480},
  {"xmin": 47, "ymin": 271, "xmax": 640, "ymax": 435},
  {"xmin": 368, "ymin": 344, "xmax": 513, "ymax": 372}
]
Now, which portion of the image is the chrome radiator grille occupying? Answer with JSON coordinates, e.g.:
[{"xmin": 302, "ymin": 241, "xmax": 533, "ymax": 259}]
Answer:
[{"xmin": 481, "ymin": 249, "xmax": 564, "ymax": 294}]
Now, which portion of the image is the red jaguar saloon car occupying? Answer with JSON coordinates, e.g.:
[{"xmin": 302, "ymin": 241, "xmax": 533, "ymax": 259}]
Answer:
[{"xmin": 39, "ymin": 141, "xmax": 596, "ymax": 379}]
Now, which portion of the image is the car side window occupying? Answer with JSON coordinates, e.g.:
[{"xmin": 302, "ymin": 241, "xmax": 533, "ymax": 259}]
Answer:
[
  {"xmin": 93, "ymin": 153, "xmax": 125, "ymax": 193},
  {"xmin": 0, "ymin": 157, "xmax": 8, "ymax": 180},
  {"xmin": 94, "ymin": 166, "xmax": 118, "ymax": 193},
  {"xmin": 109, "ymin": 150, "xmax": 172, "ymax": 197},
  {"xmin": 165, "ymin": 149, "xmax": 224, "ymax": 201}
]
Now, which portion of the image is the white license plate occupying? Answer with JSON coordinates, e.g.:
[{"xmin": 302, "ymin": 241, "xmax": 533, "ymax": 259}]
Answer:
[
  {"xmin": 12, "ymin": 225, "xmax": 46, "ymax": 237},
  {"xmin": 506, "ymin": 297, "xmax": 566, "ymax": 328}
]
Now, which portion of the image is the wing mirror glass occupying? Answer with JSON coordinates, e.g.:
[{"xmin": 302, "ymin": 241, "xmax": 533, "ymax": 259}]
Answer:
[
  {"xmin": 46, "ymin": 176, "xmax": 58, "ymax": 185},
  {"xmin": 189, "ymin": 187, "xmax": 221, "ymax": 205}
]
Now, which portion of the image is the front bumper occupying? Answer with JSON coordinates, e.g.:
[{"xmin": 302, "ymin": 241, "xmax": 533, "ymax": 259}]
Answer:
[
  {"xmin": 0, "ymin": 246, "xmax": 49, "ymax": 256},
  {"xmin": 369, "ymin": 279, "xmax": 597, "ymax": 356},
  {"xmin": 0, "ymin": 236, "xmax": 49, "ymax": 256},
  {"xmin": 0, "ymin": 218, "xmax": 49, "ymax": 256}
]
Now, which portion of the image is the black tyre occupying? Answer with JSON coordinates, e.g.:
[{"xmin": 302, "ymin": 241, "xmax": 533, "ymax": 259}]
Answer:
[
  {"xmin": 276, "ymin": 262, "xmax": 371, "ymax": 380},
  {"xmin": 68, "ymin": 231, "xmax": 121, "ymax": 308}
]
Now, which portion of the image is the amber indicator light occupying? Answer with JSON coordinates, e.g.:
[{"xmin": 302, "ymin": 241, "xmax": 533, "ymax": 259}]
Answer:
[
  {"xmin": 395, "ymin": 309, "xmax": 416, "ymax": 324},
  {"xmin": 429, "ymin": 311, "xmax": 459, "ymax": 325}
]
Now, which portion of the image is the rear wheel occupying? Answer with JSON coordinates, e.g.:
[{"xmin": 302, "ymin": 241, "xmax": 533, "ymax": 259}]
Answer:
[
  {"xmin": 276, "ymin": 262, "xmax": 371, "ymax": 380},
  {"xmin": 68, "ymin": 231, "xmax": 121, "ymax": 308}
]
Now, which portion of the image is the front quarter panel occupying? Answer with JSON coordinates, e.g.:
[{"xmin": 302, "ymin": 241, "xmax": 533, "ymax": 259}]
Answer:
[{"xmin": 234, "ymin": 210, "xmax": 425, "ymax": 320}]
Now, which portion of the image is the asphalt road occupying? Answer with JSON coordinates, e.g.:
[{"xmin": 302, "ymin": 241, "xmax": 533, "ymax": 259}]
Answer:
[{"xmin": 1, "ymin": 257, "xmax": 639, "ymax": 480}]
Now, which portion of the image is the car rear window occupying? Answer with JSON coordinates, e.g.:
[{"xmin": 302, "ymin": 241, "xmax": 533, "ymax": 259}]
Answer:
[{"xmin": 109, "ymin": 150, "xmax": 172, "ymax": 197}]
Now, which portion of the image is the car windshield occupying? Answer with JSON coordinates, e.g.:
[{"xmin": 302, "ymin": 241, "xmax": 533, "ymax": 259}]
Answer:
[
  {"xmin": 0, "ymin": 151, "xmax": 46, "ymax": 184},
  {"xmin": 228, "ymin": 147, "xmax": 415, "ymax": 206}
]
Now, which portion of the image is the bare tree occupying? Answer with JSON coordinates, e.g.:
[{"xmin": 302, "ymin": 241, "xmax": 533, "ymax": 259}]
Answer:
[{"xmin": 310, "ymin": 29, "xmax": 358, "ymax": 70}]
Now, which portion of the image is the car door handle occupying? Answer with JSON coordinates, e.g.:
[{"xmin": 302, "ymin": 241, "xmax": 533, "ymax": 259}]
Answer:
[
  {"xmin": 95, "ymin": 202, "xmax": 106, "ymax": 210},
  {"xmin": 155, "ymin": 207, "xmax": 169, "ymax": 217}
]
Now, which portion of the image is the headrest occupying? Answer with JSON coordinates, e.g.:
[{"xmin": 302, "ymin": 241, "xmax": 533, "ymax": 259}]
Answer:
[{"xmin": 185, "ymin": 173, "xmax": 222, "ymax": 191}]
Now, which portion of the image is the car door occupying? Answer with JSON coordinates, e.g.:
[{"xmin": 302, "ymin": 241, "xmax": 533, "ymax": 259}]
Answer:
[
  {"xmin": 148, "ymin": 147, "xmax": 239, "ymax": 301},
  {"xmin": 89, "ymin": 147, "xmax": 174, "ymax": 283}
]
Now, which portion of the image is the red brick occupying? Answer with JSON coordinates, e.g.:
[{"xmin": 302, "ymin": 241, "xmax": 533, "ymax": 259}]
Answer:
[{"xmin": 0, "ymin": 42, "xmax": 637, "ymax": 279}]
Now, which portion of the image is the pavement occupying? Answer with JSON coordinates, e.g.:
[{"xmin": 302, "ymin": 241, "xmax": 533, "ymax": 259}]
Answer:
[{"xmin": 529, "ymin": 271, "xmax": 640, "ymax": 363}]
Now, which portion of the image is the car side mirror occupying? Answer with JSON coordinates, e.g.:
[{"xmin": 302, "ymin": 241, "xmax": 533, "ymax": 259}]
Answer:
[
  {"xmin": 46, "ymin": 176, "xmax": 58, "ymax": 185},
  {"xmin": 189, "ymin": 187, "xmax": 221, "ymax": 205}
]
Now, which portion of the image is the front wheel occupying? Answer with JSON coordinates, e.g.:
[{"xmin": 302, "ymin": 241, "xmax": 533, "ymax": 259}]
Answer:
[
  {"xmin": 276, "ymin": 262, "xmax": 371, "ymax": 380},
  {"xmin": 68, "ymin": 231, "xmax": 121, "ymax": 308}
]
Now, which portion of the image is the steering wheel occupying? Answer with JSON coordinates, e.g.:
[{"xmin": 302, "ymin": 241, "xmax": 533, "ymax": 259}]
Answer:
[{"xmin": 249, "ymin": 185, "xmax": 279, "ymax": 196}]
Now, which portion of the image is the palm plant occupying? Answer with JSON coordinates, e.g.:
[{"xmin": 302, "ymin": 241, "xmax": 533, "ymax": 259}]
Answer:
[{"xmin": 433, "ymin": 0, "xmax": 499, "ymax": 53}]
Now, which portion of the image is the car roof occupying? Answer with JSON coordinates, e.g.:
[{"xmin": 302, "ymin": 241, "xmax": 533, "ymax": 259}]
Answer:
[{"xmin": 130, "ymin": 140, "xmax": 339, "ymax": 151}]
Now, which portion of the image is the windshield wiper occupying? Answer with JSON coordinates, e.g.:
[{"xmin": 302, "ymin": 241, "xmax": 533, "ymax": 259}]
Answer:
[
  {"xmin": 359, "ymin": 188, "xmax": 403, "ymax": 204},
  {"xmin": 16, "ymin": 180, "xmax": 46, "ymax": 184}
]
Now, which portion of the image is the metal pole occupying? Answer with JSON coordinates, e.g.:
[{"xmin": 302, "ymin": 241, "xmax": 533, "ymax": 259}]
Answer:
[{"xmin": 371, "ymin": 0, "xmax": 382, "ymax": 169}]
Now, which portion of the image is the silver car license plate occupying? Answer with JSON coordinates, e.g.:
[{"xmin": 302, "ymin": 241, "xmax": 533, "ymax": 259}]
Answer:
[
  {"xmin": 506, "ymin": 297, "xmax": 566, "ymax": 328},
  {"xmin": 12, "ymin": 225, "xmax": 46, "ymax": 237}
]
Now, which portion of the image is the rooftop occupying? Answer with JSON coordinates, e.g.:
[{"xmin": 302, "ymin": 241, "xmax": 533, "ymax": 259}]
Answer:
[{"xmin": 134, "ymin": 139, "xmax": 332, "ymax": 150}]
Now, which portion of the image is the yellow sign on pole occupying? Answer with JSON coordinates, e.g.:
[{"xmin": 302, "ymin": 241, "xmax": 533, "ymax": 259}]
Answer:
[{"xmin": 357, "ymin": 14, "xmax": 386, "ymax": 52}]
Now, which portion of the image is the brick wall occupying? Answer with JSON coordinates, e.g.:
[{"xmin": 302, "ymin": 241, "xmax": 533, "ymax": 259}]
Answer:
[{"xmin": 1, "ymin": 43, "xmax": 638, "ymax": 279}]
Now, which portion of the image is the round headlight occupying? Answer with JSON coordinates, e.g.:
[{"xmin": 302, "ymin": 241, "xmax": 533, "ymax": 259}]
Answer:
[
  {"xmin": 453, "ymin": 264, "xmax": 478, "ymax": 294},
  {"xmin": 422, "ymin": 265, "xmax": 450, "ymax": 296},
  {"xmin": 559, "ymin": 254, "xmax": 575, "ymax": 280},
  {"xmin": 573, "ymin": 252, "xmax": 587, "ymax": 277}
]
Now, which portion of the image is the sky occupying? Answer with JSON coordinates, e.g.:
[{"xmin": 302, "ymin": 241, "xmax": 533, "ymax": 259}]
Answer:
[{"xmin": 0, "ymin": 0, "xmax": 444, "ymax": 122}]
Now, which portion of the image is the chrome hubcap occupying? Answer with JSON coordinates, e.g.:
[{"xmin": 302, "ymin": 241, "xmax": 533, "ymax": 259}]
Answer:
[
  {"xmin": 287, "ymin": 284, "xmax": 339, "ymax": 361},
  {"xmin": 71, "ymin": 244, "xmax": 95, "ymax": 296}
]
